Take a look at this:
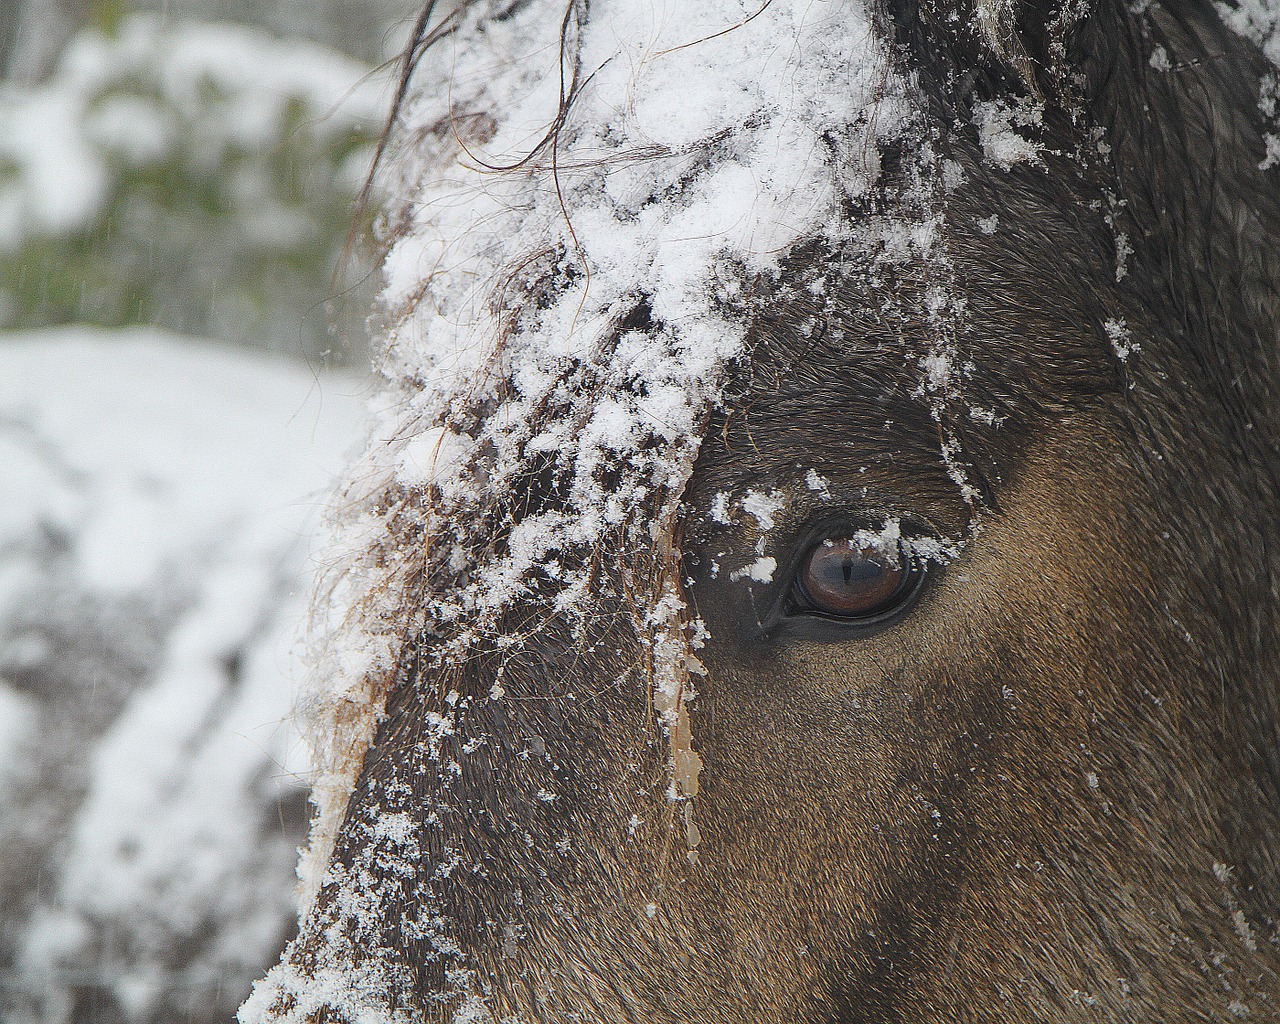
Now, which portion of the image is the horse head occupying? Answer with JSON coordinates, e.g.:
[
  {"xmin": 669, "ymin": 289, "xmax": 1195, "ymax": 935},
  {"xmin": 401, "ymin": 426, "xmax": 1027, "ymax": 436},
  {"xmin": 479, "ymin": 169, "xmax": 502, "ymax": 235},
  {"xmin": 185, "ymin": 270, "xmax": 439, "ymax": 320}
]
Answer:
[{"xmin": 243, "ymin": 1, "xmax": 1280, "ymax": 1019}]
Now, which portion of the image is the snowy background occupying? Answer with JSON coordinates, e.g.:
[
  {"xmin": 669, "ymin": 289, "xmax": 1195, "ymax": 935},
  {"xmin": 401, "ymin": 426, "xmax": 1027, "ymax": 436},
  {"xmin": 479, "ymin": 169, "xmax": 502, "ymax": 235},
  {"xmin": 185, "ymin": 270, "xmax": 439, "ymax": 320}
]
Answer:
[{"xmin": 0, "ymin": 1, "xmax": 399, "ymax": 1020}]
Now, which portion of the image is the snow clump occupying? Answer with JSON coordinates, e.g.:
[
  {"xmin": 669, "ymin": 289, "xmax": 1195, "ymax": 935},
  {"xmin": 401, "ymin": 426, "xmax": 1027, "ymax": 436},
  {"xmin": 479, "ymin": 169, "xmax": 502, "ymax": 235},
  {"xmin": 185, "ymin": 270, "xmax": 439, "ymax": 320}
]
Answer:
[{"xmin": 972, "ymin": 95, "xmax": 1046, "ymax": 169}]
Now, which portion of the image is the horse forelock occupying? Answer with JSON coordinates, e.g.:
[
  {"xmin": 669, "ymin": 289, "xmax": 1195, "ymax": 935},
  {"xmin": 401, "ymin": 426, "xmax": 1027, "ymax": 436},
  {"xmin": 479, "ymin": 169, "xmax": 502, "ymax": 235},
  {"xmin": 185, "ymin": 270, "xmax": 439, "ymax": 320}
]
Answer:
[{"xmin": 294, "ymin": 0, "xmax": 924, "ymax": 899}]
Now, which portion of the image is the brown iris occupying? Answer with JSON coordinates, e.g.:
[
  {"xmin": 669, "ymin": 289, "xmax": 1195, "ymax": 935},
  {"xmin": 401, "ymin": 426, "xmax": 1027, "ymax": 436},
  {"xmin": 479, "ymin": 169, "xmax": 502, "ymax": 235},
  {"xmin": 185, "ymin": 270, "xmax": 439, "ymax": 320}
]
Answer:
[{"xmin": 798, "ymin": 539, "xmax": 908, "ymax": 618}]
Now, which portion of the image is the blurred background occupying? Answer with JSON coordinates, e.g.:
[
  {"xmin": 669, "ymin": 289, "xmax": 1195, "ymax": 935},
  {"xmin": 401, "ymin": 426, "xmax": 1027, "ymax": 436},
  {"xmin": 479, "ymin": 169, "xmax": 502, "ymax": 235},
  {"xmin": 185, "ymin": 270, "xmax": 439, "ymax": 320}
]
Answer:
[{"xmin": 0, "ymin": 0, "xmax": 405, "ymax": 1019}]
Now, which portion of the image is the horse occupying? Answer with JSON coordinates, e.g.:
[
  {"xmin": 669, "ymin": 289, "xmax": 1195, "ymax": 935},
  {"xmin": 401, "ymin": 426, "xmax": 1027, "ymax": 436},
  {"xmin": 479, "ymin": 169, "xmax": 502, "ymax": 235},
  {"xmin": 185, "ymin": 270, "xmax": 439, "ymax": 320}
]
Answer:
[{"xmin": 241, "ymin": 0, "xmax": 1280, "ymax": 1020}]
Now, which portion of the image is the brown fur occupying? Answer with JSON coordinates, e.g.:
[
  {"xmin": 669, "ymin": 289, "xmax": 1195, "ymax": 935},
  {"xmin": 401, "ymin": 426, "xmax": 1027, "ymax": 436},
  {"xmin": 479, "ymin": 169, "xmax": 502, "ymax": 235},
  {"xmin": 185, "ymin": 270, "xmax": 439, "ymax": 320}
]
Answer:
[{"xmin": 257, "ymin": 0, "xmax": 1280, "ymax": 1020}]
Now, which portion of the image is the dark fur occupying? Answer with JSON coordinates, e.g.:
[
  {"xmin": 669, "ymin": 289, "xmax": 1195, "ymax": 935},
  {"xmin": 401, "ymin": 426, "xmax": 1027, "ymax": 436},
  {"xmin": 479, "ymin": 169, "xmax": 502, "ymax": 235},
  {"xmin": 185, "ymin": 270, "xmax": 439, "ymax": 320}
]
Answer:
[{"xmin": 270, "ymin": 1, "xmax": 1280, "ymax": 1020}]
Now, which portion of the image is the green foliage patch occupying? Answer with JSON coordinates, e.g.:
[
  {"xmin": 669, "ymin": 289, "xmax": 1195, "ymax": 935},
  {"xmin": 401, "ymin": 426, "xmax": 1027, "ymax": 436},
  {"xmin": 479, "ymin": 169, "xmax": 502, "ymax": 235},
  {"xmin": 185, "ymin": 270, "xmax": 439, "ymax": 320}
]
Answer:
[{"xmin": 0, "ymin": 14, "xmax": 385, "ymax": 361}]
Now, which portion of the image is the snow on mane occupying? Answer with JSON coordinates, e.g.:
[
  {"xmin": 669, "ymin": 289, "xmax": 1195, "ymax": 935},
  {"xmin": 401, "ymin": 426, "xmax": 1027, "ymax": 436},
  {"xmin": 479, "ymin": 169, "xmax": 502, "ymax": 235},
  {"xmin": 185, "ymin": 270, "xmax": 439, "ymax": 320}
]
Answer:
[
  {"xmin": 244, "ymin": 1, "xmax": 921, "ymax": 1018},
  {"xmin": 294, "ymin": 0, "xmax": 911, "ymax": 899}
]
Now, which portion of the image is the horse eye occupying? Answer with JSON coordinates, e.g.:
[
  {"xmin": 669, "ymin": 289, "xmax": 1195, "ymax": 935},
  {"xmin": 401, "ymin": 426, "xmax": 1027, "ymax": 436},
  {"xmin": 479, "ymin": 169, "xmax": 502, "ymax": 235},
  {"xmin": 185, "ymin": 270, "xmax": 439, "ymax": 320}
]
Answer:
[{"xmin": 795, "ymin": 538, "xmax": 916, "ymax": 620}]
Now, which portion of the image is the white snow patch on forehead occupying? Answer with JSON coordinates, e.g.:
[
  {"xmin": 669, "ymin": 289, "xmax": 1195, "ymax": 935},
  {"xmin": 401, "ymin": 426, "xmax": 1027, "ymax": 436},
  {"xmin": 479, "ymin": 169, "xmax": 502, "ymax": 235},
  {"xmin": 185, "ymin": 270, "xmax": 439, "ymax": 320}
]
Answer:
[
  {"xmin": 382, "ymin": 0, "xmax": 904, "ymax": 314},
  {"xmin": 730, "ymin": 555, "xmax": 778, "ymax": 583},
  {"xmin": 1104, "ymin": 317, "xmax": 1139, "ymax": 363},
  {"xmin": 741, "ymin": 489, "xmax": 786, "ymax": 531},
  {"xmin": 804, "ymin": 468, "xmax": 832, "ymax": 498},
  {"xmin": 1217, "ymin": 0, "xmax": 1280, "ymax": 66},
  {"xmin": 710, "ymin": 490, "xmax": 734, "ymax": 524}
]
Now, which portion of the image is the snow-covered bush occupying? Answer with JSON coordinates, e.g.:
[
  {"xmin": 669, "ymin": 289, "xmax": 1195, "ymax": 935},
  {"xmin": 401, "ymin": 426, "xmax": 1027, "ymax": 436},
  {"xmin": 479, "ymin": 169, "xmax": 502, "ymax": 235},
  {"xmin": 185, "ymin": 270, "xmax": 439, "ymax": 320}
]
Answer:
[
  {"xmin": 0, "ymin": 14, "xmax": 386, "ymax": 360},
  {"xmin": 0, "ymin": 327, "xmax": 367, "ymax": 1024}
]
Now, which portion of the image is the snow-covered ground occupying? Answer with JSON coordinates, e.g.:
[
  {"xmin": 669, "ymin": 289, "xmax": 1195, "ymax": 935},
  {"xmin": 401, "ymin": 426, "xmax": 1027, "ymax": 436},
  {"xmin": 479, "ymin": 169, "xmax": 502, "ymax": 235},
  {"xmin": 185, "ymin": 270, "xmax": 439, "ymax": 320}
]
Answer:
[{"xmin": 0, "ymin": 327, "xmax": 368, "ymax": 1024}]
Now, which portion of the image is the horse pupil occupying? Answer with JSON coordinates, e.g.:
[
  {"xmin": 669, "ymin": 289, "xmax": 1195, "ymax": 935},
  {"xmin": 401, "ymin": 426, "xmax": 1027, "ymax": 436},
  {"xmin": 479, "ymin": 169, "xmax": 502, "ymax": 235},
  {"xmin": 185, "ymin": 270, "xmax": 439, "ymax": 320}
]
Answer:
[{"xmin": 842, "ymin": 557, "xmax": 880, "ymax": 585}]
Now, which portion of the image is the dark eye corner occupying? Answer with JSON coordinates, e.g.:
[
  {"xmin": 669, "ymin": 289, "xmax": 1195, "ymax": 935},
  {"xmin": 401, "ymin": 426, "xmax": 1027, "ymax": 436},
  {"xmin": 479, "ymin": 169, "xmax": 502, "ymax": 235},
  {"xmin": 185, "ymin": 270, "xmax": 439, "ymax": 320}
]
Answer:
[{"xmin": 765, "ymin": 517, "xmax": 947, "ymax": 642}]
